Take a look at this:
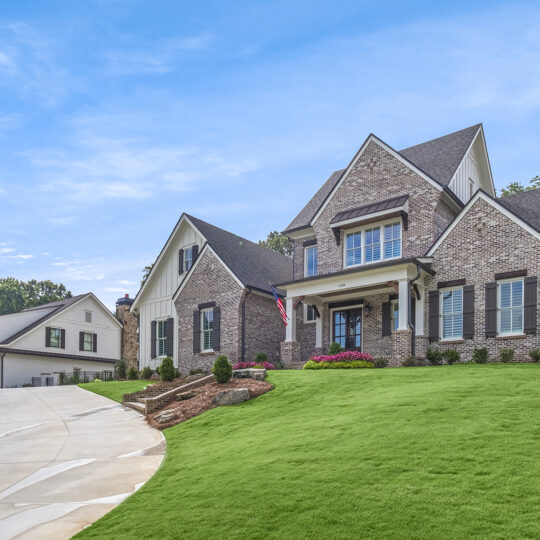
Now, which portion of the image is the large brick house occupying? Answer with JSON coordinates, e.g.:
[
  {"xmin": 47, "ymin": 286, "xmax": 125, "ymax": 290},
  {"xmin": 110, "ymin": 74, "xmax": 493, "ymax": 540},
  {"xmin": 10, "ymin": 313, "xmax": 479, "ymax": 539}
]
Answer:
[
  {"xmin": 277, "ymin": 124, "xmax": 539, "ymax": 366},
  {"xmin": 131, "ymin": 214, "xmax": 292, "ymax": 374}
]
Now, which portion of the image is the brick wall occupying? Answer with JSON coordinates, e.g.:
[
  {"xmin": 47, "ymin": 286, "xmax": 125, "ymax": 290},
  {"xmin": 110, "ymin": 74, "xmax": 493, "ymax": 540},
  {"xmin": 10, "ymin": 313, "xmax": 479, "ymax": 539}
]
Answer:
[
  {"xmin": 293, "ymin": 235, "xmax": 316, "ymax": 280},
  {"xmin": 427, "ymin": 196, "xmax": 540, "ymax": 362}
]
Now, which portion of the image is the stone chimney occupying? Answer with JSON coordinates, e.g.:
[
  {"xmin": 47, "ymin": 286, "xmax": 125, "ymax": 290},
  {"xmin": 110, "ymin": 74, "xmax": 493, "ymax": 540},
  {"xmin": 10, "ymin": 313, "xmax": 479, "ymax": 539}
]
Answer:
[{"xmin": 115, "ymin": 294, "xmax": 139, "ymax": 371}]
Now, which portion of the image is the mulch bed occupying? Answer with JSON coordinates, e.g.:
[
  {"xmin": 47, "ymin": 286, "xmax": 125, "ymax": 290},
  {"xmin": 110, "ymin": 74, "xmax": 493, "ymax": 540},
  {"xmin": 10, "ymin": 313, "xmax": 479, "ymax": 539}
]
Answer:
[{"xmin": 147, "ymin": 378, "xmax": 273, "ymax": 430}]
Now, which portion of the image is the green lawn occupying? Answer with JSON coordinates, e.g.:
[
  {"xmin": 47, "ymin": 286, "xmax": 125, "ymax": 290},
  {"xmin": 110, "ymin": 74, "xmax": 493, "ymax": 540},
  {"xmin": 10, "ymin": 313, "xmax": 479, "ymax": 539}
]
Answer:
[
  {"xmin": 78, "ymin": 380, "xmax": 154, "ymax": 403},
  {"xmin": 76, "ymin": 365, "xmax": 540, "ymax": 539}
]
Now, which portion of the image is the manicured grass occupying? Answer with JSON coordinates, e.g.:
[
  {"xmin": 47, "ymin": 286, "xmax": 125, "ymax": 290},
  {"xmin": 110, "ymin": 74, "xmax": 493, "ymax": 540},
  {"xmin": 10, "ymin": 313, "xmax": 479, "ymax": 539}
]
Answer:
[
  {"xmin": 78, "ymin": 380, "xmax": 154, "ymax": 403},
  {"xmin": 76, "ymin": 365, "xmax": 540, "ymax": 539}
]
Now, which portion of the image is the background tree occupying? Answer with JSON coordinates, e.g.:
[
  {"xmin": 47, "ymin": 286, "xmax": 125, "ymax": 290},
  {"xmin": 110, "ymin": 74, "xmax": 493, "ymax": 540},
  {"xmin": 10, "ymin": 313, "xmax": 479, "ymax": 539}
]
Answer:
[
  {"xmin": 499, "ymin": 175, "xmax": 540, "ymax": 197},
  {"xmin": 0, "ymin": 278, "xmax": 72, "ymax": 315},
  {"xmin": 141, "ymin": 263, "xmax": 154, "ymax": 285},
  {"xmin": 258, "ymin": 231, "xmax": 293, "ymax": 256}
]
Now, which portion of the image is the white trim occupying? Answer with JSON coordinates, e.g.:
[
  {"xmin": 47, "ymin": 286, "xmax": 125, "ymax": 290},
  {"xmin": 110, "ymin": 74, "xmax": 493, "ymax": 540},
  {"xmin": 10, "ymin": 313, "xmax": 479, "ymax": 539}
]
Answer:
[
  {"xmin": 285, "ymin": 227, "xmax": 315, "ymax": 240},
  {"xmin": 330, "ymin": 199, "xmax": 409, "ymax": 229},
  {"xmin": 303, "ymin": 303, "xmax": 316, "ymax": 324},
  {"xmin": 182, "ymin": 243, "xmax": 196, "ymax": 273},
  {"xmin": 497, "ymin": 277, "xmax": 524, "ymax": 336},
  {"xmin": 311, "ymin": 134, "xmax": 443, "ymax": 226},
  {"xmin": 427, "ymin": 191, "xmax": 540, "ymax": 257},
  {"xmin": 439, "ymin": 286, "xmax": 464, "ymax": 340},
  {"xmin": 200, "ymin": 307, "xmax": 214, "ymax": 352},
  {"xmin": 329, "ymin": 304, "xmax": 364, "ymax": 351}
]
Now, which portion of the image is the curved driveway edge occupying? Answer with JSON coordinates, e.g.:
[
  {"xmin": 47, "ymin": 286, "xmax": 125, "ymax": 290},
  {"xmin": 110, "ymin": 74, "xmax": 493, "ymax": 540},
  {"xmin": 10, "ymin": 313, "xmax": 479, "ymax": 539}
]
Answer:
[{"xmin": 0, "ymin": 385, "xmax": 165, "ymax": 540}]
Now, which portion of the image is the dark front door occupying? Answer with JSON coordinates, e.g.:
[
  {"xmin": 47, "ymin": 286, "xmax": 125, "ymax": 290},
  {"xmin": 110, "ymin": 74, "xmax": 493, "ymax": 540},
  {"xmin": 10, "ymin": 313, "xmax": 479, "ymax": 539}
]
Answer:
[{"xmin": 332, "ymin": 308, "xmax": 362, "ymax": 350}]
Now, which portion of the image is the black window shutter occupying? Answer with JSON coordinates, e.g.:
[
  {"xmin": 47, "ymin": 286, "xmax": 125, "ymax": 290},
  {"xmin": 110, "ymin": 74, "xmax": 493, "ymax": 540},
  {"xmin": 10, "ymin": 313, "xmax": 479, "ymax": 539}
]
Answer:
[
  {"xmin": 79, "ymin": 331, "xmax": 84, "ymax": 351},
  {"xmin": 428, "ymin": 290, "xmax": 439, "ymax": 342},
  {"xmin": 213, "ymin": 306, "xmax": 221, "ymax": 351},
  {"xmin": 192, "ymin": 244, "xmax": 199, "ymax": 262},
  {"xmin": 166, "ymin": 317, "xmax": 174, "ymax": 356},
  {"xmin": 178, "ymin": 249, "xmax": 184, "ymax": 275},
  {"xmin": 45, "ymin": 327, "xmax": 51, "ymax": 347},
  {"xmin": 485, "ymin": 282, "xmax": 497, "ymax": 338},
  {"xmin": 151, "ymin": 320, "xmax": 157, "ymax": 359},
  {"xmin": 193, "ymin": 310, "xmax": 200, "ymax": 353},
  {"xmin": 524, "ymin": 276, "xmax": 537, "ymax": 334},
  {"xmin": 382, "ymin": 302, "xmax": 391, "ymax": 337},
  {"xmin": 92, "ymin": 333, "xmax": 97, "ymax": 352},
  {"xmin": 60, "ymin": 329, "xmax": 66, "ymax": 349},
  {"xmin": 463, "ymin": 285, "xmax": 475, "ymax": 339}
]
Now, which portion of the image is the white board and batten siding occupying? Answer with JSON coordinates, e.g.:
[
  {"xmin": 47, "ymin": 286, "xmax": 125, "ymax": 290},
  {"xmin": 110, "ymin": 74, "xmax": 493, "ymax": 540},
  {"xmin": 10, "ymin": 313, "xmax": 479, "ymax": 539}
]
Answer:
[{"xmin": 137, "ymin": 221, "xmax": 204, "ymax": 369}]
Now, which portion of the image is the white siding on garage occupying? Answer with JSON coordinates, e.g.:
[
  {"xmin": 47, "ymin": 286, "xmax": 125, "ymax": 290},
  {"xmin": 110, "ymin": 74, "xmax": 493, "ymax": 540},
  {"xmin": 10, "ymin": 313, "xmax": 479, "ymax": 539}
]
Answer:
[
  {"xmin": 9, "ymin": 296, "xmax": 121, "ymax": 360},
  {"xmin": 137, "ymin": 220, "xmax": 204, "ymax": 369}
]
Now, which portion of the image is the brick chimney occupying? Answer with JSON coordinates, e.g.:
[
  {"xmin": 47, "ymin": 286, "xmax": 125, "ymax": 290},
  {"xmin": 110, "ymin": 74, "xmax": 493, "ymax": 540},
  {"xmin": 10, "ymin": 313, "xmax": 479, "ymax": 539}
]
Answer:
[{"xmin": 115, "ymin": 294, "xmax": 139, "ymax": 371}]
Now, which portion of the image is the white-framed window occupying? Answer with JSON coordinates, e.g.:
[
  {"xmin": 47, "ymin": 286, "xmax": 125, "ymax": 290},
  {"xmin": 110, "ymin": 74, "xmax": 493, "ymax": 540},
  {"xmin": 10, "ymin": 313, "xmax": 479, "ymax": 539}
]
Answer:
[
  {"xmin": 82, "ymin": 332, "xmax": 94, "ymax": 352},
  {"xmin": 391, "ymin": 300, "xmax": 399, "ymax": 332},
  {"xmin": 85, "ymin": 311, "xmax": 92, "ymax": 323},
  {"xmin": 440, "ymin": 287, "xmax": 463, "ymax": 339},
  {"xmin": 49, "ymin": 328, "xmax": 61, "ymax": 348},
  {"xmin": 344, "ymin": 220, "xmax": 402, "ymax": 268},
  {"xmin": 157, "ymin": 320, "xmax": 167, "ymax": 357},
  {"xmin": 201, "ymin": 308, "xmax": 214, "ymax": 351},
  {"xmin": 498, "ymin": 279, "xmax": 524, "ymax": 335},
  {"xmin": 304, "ymin": 304, "xmax": 316, "ymax": 323},
  {"xmin": 184, "ymin": 246, "xmax": 194, "ymax": 272},
  {"xmin": 304, "ymin": 245, "xmax": 318, "ymax": 277}
]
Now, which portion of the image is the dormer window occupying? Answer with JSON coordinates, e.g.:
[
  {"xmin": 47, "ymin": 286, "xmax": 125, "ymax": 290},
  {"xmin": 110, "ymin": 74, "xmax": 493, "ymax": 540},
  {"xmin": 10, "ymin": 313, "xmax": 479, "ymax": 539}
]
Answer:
[{"xmin": 184, "ymin": 246, "xmax": 194, "ymax": 272}]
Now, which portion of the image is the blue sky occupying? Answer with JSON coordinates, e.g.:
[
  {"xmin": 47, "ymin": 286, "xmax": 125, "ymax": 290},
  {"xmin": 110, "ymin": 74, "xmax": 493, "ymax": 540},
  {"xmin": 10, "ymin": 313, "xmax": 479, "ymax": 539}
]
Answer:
[{"xmin": 1, "ymin": 0, "xmax": 540, "ymax": 309}]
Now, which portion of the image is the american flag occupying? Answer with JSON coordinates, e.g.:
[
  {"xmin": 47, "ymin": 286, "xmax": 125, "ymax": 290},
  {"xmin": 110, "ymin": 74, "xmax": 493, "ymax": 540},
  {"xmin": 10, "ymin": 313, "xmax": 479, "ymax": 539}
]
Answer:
[{"xmin": 271, "ymin": 286, "xmax": 288, "ymax": 326}]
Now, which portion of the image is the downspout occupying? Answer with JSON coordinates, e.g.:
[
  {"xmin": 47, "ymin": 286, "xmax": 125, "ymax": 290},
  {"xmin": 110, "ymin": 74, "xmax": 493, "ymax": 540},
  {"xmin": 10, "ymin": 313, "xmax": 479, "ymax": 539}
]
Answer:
[
  {"xmin": 408, "ymin": 263, "xmax": 422, "ymax": 358},
  {"xmin": 241, "ymin": 289, "xmax": 252, "ymax": 362},
  {"xmin": 0, "ymin": 352, "xmax": 5, "ymax": 389}
]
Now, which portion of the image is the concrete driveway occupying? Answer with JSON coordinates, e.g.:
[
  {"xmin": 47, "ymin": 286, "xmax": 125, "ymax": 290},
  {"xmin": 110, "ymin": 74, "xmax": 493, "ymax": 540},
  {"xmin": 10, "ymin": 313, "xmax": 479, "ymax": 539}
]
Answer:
[{"xmin": 0, "ymin": 385, "xmax": 165, "ymax": 539}]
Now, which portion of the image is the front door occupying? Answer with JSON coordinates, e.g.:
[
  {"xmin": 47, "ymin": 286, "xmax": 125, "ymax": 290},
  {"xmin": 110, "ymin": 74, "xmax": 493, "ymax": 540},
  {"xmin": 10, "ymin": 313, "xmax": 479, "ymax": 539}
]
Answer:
[{"xmin": 332, "ymin": 308, "xmax": 362, "ymax": 350}]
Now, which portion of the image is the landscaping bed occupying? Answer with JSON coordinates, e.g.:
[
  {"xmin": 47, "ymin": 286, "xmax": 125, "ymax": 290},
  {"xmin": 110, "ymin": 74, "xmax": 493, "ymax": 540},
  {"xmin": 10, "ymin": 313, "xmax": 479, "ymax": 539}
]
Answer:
[{"xmin": 146, "ymin": 377, "xmax": 272, "ymax": 430}]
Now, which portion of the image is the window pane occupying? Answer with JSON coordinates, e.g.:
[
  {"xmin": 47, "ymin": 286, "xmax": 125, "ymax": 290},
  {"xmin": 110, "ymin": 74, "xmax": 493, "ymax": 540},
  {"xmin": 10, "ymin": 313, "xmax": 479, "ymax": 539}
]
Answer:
[
  {"xmin": 511, "ymin": 281, "xmax": 523, "ymax": 307},
  {"xmin": 364, "ymin": 227, "xmax": 381, "ymax": 263},
  {"xmin": 500, "ymin": 283, "xmax": 511, "ymax": 308},
  {"xmin": 500, "ymin": 309, "xmax": 511, "ymax": 333},
  {"xmin": 512, "ymin": 307, "xmax": 523, "ymax": 332},
  {"xmin": 453, "ymin": 289, "xmax": 463, "ymax": 312}
]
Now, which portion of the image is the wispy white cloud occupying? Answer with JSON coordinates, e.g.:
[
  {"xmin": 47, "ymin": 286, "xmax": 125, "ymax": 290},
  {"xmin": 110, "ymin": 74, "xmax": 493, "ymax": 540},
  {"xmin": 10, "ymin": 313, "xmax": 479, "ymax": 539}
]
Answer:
[
  {"xmin": 8, "ymin": 254, "xmax": 34, "ymax": 259},
  {"xmin": 48, "ymin": 216, "xmax": 77, "ymax": 226},
  {"xmin": 0, "ymin": 247, "xmax": 15, "ymax": 254}
]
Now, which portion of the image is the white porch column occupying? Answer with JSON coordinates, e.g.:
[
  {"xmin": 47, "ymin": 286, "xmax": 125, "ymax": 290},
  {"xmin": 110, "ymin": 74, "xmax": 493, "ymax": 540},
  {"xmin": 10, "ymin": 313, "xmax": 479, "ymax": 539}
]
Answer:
[
  {"xmin": 285, "ymin": 296, "xmax": 296, "ymax": 342},
  {"xmin": 398, "ymin": 279, "xmax": 409, "ymax": 331},
  {"xmin": 415, "ymin": 288, "xmax": 425, "ymax": 336},
  {"xmin": 315, "ymin": 306, "xmax": 323, "ymax": 348}
]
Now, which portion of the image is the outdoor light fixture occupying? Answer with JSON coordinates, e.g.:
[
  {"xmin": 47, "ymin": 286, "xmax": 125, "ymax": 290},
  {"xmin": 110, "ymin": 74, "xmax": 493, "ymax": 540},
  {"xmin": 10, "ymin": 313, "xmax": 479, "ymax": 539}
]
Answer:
[{"xmin": 364, "ymin": 302, "xmax": 372, "ymax": 318}]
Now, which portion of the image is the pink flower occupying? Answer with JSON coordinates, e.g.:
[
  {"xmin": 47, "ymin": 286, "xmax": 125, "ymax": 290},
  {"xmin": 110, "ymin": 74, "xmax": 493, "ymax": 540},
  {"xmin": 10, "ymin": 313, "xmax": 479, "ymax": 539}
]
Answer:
[
  {"xmin": 309, "ymin": 351, "xmax": 374, "ymax": 364},
  {"xmin": 233, "ymin": 361, "xmax": 276, "ymax": 370}
]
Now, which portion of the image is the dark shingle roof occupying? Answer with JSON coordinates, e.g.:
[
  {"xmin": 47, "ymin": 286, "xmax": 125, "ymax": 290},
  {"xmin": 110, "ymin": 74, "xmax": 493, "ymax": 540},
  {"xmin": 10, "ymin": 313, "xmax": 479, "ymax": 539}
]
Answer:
[
  {"xmin": 186, "ymin": 215, "xmax": 293, "ymax": 293},
  {"xmin": 0, "ymin": 294, "xmax": 90, "ymax": 345},
  {"xmin": 399, "ymin": 124, "xmax": 481, "ymax": 186},
  {"xmin": 284, "ymin": 125, "xmax": 481, "ymax": 233},
  {"xmin": 497, "ymin": 188, "xmax": 540, "ymax": 232},
  {"xmin": 331, "ymin": 194, "xmax": 409, "ymax": 224}
]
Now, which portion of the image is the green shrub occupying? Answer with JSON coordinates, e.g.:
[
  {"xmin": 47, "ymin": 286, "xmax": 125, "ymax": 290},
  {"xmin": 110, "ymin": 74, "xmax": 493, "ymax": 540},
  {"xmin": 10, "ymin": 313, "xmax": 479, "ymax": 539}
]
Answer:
[
  {"xmin": 189, "ymin": 368, "xmax": 207, "ymax": 376},
  {"xmin": 303, "ymin": 360, "xmax": 374, "ymax": 370},
  {"xmin": 442, "ymin": 349, "xmax": 460, "ymax": 365},
  {"xmin": 402, "ymin": 356, "xmax": 416, "ymax": 367},
  {"xmin": 426, "ymin": 348, "xmax": 443, "ymax": 366},
  {"xmin": 373, "ymin": 358, "xmax": 388, "ymax": 369},
  {"xmin": 160, "ymin": 357, "xmax": 175, "ymax": 382},
  {"xmin": 128, "ymin": 367, "xmax": 138, "ymax": 380},
  {"xmin": 213, "ymin": 356, "xmax": 233, "ymax": 383},
  {"xmin": 141, "ymin": 366, "xmax": 153, "ymax": 379},
  {"xmin": 328, "ymin": 341, "xmax": 343, "ymax": 355},
  {"xmin": 499, "ymin": 348, "xmax": 514, "ymax": 363},
  {"xmin": 174, "ymin": 368, "xmax": 180, "ymax": 379},
  {"xmin": 472, "ymin": 347, "xmax": 488, "ymax": 364},
  {"xmin": 254, "ymin": 352, "xmax": 267, "ymax": 363},
  {"xmin": 115, "ymin": 358, "xmax": 127, "ymax": 379},
  {"xmin": 529, "ymin": 349, "xmax": 540, "ymax": 363}
]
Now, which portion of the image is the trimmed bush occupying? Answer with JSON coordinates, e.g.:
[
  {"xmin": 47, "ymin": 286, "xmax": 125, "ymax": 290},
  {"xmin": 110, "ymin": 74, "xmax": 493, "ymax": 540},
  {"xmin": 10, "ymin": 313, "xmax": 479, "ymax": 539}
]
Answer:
[
  {"xmin": 160, "ymin": 357, "xmax": 175, "ymax": 382},
  {"xmin": 189, "ymin": 368, "xmax": 207, "ymax": 375},
  {"xmin": 174, "ymin": 368, "xmax": 180, "ymax": 379},
  {"xmin": 472, "ymin": 347, "xmax": 488, "ymax": 364},
  {"xmin": 213, "ymin": 356, "xmax": 233, "ymax": 383},
  {"xmin": 141, "ymin": 366, "xmax": 153, "ymax": 379},
  {"xmin": 426, "ymin": 349, "xmax": 443, "ymax": 366},
  {"xmin": 254, "ymin": 352, "xmax": 267, "ymax": 363},
  {"xmin": 328, "ymin": 342, "xmax": 343, "ymax": 355},
  {"xmin": 115, "ymin": 358, "xmax": 127, "ymax": 380},
  {"xmin": 442, "ymin": 349, "xmax": 460, "ymax": 365},
  {"xmin": 373, "ymin": 358, "xmax": 388, "ymax": 369},
  {"xmin": 499, "ymin": 348, "xmax": 514, "ymax": 363},
  {"xmin": 303, "ymin": 360, "xmax": 374, "ymax": 370},
  {"xmin": 402, "ymin": 356, "xmax": 417, "ymax": 367},
  {"xmin": 529, "ymin": 349, "xmax": 540, "ymax": 363},
  {"xmin": 128, "ymin": 367, "xmax": 138, "ymax": 380}
]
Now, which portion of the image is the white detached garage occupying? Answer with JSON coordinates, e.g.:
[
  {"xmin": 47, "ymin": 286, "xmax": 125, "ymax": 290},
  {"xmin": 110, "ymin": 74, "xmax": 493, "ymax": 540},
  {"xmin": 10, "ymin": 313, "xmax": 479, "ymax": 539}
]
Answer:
[{"xmin": 0, "ymin": 293, "xmax": 122, "ymax": 388}]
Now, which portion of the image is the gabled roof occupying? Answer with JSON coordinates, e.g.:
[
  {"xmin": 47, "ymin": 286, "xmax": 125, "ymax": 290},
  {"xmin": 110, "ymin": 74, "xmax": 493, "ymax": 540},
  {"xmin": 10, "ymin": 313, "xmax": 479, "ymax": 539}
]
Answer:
[
  {"xmin": 284, "ymin": 125, "xmax": 482, "ymax": 234},
  {"xmin": 185, "ymin": 215, "xmax": 293, "ymax": 294},
  {"xmin": 399, "ymin": 124, "xmax": 482, "ymax": 186},
  {"xmin": 497, "ymin": 188, "xmax": 540, "ymax": 232},
  {"xmin": 0, "ymin": 294, "xmax": 90, "ymax": 345}
]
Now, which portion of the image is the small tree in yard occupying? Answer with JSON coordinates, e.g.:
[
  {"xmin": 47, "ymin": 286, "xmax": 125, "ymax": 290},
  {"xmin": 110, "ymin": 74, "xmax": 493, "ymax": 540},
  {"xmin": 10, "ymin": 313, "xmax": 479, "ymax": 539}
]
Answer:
[
  {"xmin": 329, "ymin": 342, "xmax": 342, "ymax": 354},
  {"xmin": 213, "ymin": 356, "xmax": 233, "ymax": 383},
  {"xmin": 115, "ymin": 359, "xmax": 127, "ymax": 380},
  {"xmin": 160, "ymin": 357, "xmax": 175, "ymax": 382},
  {"xmin": 128, "ymin": 367, "xmax": 138, "ymax": 380}
]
